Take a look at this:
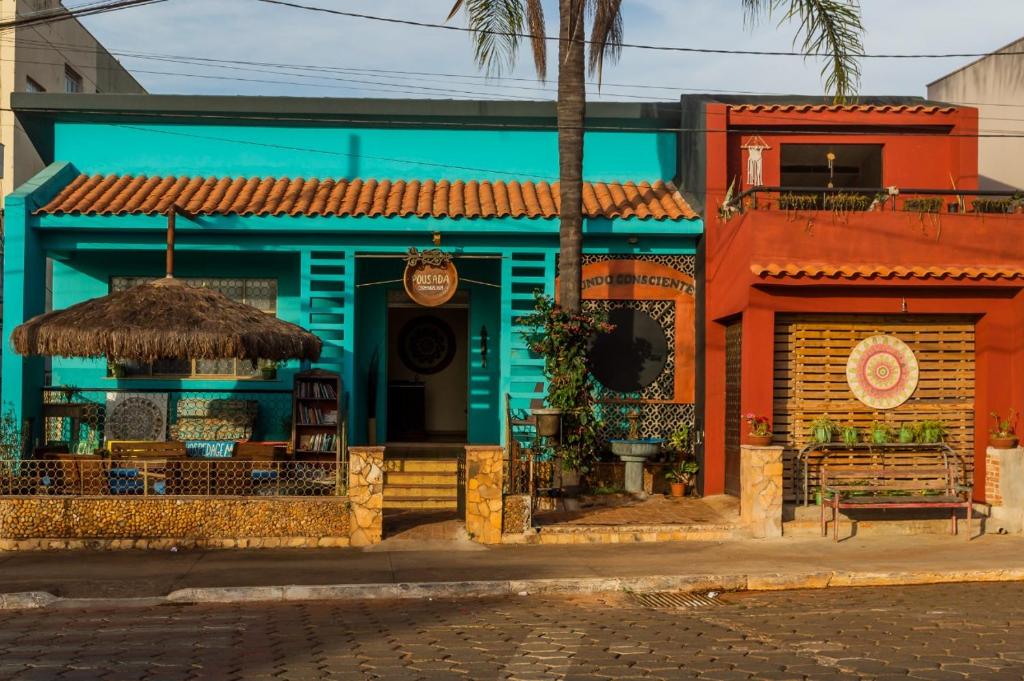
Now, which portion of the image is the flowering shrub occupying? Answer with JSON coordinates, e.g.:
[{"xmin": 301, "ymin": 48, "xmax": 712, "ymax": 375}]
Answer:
[
  {"xmin": 521, "ymin": 293, "xmax": 614, "ymax": 473},
  {"xmin": 745, "ymin": 413, "xmax": 771, "ymax": 436}
]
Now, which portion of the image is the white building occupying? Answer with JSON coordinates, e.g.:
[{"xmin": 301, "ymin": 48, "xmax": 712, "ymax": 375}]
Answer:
[{"xmin": 928, "ymin": 36, "xmax": 1024, "ymax": 191}]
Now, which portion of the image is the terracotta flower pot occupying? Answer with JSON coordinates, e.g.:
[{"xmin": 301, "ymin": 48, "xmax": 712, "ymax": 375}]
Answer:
[
  {"xmin": 669, "ymin": 482, "xmax": 686, "ymax": 497},
  {"xmin": 747, "ymin": 433, "xmax": 773, "ymax": 447},
  {"xmin": 990, "ymin": 435, "xmax": 1019, "ymax": 449}
]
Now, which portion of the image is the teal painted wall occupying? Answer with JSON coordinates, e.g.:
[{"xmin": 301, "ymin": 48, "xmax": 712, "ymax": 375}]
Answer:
[{"xmin": 52, "ymin": 121, "xmax": 677, "ymax": 182}]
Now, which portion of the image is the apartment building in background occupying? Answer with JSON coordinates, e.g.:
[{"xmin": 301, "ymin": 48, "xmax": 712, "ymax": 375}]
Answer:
[
  {"xmin": 1, "ymin": 0, "xmax": 145, "ymax": 206},
  {"xmin": 929, "ymin": 35, "xmax": 1024, "ymax": 191}
]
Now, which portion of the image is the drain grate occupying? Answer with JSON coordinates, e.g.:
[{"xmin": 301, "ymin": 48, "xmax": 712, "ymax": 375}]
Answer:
[{"xmin": 627, "ymin": 591, "xmax": 726, "ymax": 609}]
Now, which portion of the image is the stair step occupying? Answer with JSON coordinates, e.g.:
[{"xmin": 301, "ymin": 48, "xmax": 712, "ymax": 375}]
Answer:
[
  {"xmin": 385, "ymin": 498, "xmax": 458, "ymax": 509},
  {"xmin": 385, "ymin": 485, "xmax": 458, "ymax": 499},
  {"xmin": 384, "ymin": 459, "xmax": 458, "ymax": 473},
  {"xmin": 386, "ymin": 472, "xmax": 458, "ymax": 485}
]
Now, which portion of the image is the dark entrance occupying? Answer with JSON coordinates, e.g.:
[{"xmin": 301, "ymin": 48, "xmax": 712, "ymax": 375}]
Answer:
[{"xmin": 386, "ymin": 302, "xmax": 469, "ymax": 442}]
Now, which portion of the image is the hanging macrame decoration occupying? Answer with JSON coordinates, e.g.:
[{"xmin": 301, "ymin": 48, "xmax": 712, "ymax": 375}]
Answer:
[{"xmin": 742, "ymin": 135, "xmax": 771, "ymax": 187}]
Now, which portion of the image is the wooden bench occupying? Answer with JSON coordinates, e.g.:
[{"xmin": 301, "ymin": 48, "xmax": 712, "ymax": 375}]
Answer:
[{"xmin": 820, "ymin": 446, "xmax": 973, "ymax": 541}]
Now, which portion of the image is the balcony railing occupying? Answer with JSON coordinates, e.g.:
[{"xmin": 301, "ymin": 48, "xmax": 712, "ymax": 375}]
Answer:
[{"xmin": 724, "ymin": 186, "xmax": 1024, "ymax": 217}]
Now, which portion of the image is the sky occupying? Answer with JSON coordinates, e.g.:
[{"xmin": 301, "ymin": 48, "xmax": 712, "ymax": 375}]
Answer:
[{"xmin": 73, "ymin": 0, "xmax": 1024, "ymax": 102}]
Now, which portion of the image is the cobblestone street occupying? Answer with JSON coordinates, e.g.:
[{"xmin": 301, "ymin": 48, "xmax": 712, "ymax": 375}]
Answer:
[{"xmin": 2, "ymin": 582, "xmax": 1024, "ymax": 680}]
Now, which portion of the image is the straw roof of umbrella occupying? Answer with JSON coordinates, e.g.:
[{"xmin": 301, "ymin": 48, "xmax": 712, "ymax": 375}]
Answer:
[{"xmin": 11, "ymin": 277, "xmax": 322, "ymax": 362}]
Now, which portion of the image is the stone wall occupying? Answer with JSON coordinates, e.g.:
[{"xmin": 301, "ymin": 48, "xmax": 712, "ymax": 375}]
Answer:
[
  {"xmin": 464, "ymin": 445, "xmax": 503, "ymax": 544},
  {"xmin": 347, "ymin": 446, "xmax": 384, "ymax": 547},
  {"xmin": 986, "ymin": 447, "xmax": 1024, "ymax": 534},
  {"xmin": 502, "ymin": 494, "xmax": 532, "ymax": 535},
  {"xmin": 0, "ymin": 497, "xmax": 350, "ymax": 550},
  {"xmin": 740, "ymin": 445, "xmax": 784, "ymax": 539}
]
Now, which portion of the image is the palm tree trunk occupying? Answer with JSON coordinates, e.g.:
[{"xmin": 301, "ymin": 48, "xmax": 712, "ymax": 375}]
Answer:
[{"xmin": 557, "ymin": 0, "xmax": 586, "ymax": 313}]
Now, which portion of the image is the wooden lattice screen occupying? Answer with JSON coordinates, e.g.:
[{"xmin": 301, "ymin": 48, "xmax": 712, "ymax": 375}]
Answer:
[
  {"xmin": 724, "ymin": 322, "xmax": 743, "ymax": 496},
  {"xmin": 773, "ymin": 315, "xmax": 976, "ymax": 502}
]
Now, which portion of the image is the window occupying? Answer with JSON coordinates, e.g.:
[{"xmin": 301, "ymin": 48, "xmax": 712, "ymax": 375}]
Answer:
[
  {"xmin": 780, "ymin": 144, "xmax": 883, "ymax": 189},
  {"xmin": 25, "ymin": 77, "xmax": 45, "ymax": 93},
  {"xmin": 110, "ymin": 277, "xmax": 278, "ymax": 379},
  {"xmin": 63, "ymin": 65, "xmax": 83, "ymax": 94}
]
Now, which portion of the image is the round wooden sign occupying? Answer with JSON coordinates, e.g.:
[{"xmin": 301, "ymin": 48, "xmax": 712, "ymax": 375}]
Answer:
[
  {"xmin": 403, "ymin": 258, "xmax": 458, "ymax": 307},
  {"xmin": 846, "ymin": 335, "xmax": 919, "ymax": 410}
]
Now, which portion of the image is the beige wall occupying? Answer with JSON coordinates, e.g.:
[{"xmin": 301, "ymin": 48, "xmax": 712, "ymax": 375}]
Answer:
[
  {"xmin": 928, "ymin": 36, "xmax": 1024, "ymax": 191},
  {"xmin": 0, "ymin": 0, "xmax": 146, "ymax": 203}
]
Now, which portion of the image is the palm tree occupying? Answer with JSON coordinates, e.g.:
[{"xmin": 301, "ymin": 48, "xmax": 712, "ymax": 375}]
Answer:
[{"xmin": 449, "ymin": 0, "xmax": 864, "ymax": 312}]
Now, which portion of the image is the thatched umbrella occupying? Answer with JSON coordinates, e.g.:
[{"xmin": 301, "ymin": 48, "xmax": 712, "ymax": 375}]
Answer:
[{"xmin": 11, "ymin": 208, "xmax": 322, "ymax": 363}]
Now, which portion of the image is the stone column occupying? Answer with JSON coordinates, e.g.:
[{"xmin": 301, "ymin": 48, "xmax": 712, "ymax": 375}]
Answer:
[
  {"xmin": 740, "ymin": 445, "xmax": 784, "ymax": 539},
  {"xmin": 987, "ymin": 447, "xmax": 1024, "ymax": 534},
  {"xmin": 347, "ymin": 446, "xmax": 384, "ymax": 547},
  {"xmin": 465, "ymin": 445, "xmax": 503, "ymax": 545}
]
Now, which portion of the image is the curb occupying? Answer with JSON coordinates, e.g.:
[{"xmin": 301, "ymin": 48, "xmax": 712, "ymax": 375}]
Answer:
[{"xmin": 3, "ymin": 568, "xmax": 1024, "ymax": 611}]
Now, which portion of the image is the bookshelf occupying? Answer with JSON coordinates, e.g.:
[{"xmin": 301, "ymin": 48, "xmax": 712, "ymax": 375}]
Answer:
[{"xmin": 291, "ymin": 369, "xmax": 344, "ymax": 462}]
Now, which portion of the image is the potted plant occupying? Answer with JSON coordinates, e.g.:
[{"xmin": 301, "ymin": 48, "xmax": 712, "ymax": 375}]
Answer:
[
  {"xmin": 109, "ymin": 361, "xmax": 126, "ymax": 379},
  {"xmin": 869, "ymin": 421, "xmax": 891, "ymax": 444},
  {"xmin": 917, "ymin": 420, "xmax": 946, "ymax": 444},
  {"xmin": 665, "ymin": 461, "xmax": 700, "ymax": 497},
  {"xmin": 897, "ymin": 423, "xmax": 917, "ymax": 444},
  {"xmin": 532, "ymin": 407, "xmax": 563, "ymax": 438},
  {"xmin": 990, "ymin": 409, "xmax": 1019, "ymax": 449},
  {"xmin": 811, "ymin": 415, "xmax": 837, "ymax": 444},
  {"xmin": 261, "ymin": 361, "xmax": 279, "ymax": 381},
  {"xmin": 840, "ymin": 425, "xmax": 860, "ymax": 446},
  {"xmin": 744, "ymin": 413, "xmax": 773, "ymax": 446}
]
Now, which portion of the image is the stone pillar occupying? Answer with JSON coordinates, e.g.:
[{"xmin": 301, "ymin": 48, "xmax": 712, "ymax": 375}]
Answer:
[
  {"xmin": 465, "ymin": 445, "xmax": 503, "ymax": 545},
  {"xmin": 347, "ymin": 446, "xmax": 384, "ymax": 547},
  {"xmin": 986, "ymin": 447, "xmax": 1024, "ymax": 533},
  {"xmin": 740, "ymin": 445, "xmax": 784, "ymax": 539}
]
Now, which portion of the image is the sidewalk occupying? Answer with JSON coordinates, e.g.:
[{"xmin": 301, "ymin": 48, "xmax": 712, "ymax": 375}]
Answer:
[{"xmin": 2, "ymin": 534, "xmax": 1024, "ymax": 608}]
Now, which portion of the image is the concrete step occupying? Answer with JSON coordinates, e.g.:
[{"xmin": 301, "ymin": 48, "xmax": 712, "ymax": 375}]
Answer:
[
  {"xmin": 385, "ymin": 498, "xmax": 458, "ymax": 510},
  {"xmin": 785, "ymin": 517, "xmax": 985, "ymax": 538},
  {"xmin": 385, "ymin": 472, "xmax": 458, "ymax": 486},
  {"xmin": 384, "ymin": 459, "xmax": 458, "ymax": 474},
  {"xmin": 384, "ymin": 484, "xmax": 458, "ymax": 499}
]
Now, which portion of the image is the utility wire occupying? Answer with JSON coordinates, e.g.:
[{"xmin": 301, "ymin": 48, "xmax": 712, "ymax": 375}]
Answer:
[
  {"xmin": 0, "ymin": 0, "xmax": 166, "ymax": 31},
  {"xmin": 254, "ymin": 0, "xmax": 1024, "ymax": 61}
]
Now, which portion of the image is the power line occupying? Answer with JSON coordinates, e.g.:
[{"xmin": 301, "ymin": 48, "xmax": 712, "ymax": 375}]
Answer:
[
  {"xmin": 254, "ymin": 0, "xmax": 1024, "ymax": 61},
  {"xmin": 0, "ymin": 0, "xmax": 167, "ymax": 31}
]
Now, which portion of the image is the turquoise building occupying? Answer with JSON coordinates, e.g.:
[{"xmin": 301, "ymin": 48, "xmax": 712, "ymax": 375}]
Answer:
[{"xmin": 2, "ymin": 94, "xmax": 702, "ymax": 452}]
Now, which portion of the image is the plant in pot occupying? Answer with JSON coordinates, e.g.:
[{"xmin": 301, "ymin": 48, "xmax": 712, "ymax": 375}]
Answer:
[
  {"xmin": 869, "ymin": 421, "xmax": 891, "ymax": 444},
  {"xmin": 897, "ymin": 422, "xmax": 917, "ymax": 444},
  {"xmin": 744, "ymin": 413, "xmax": 773, "ymax": 446},
  {"xmin": 916, "ymin": 420, "xmax": 946, "ymax": 444},
  {"xmin": 840, "ymin": 425, "xmax": 860, "ymax": 446},
  {"xmin": 108, "ymin": 361, "xmax": 126, "ymax": 379},
  {"xmin": 811, "ymin": 415, "xmax": 837, "ymax": 445},
  {"xmin": 260, "ymin": 361, "xmax": 279, "ymax": 381},
  {"xmin": 665, "ymin": 461, "xmax": 700, "ymax": 498},
  {"xmin": 990, "ymin": 409, "xmax": 1019, "ymax": 449}
]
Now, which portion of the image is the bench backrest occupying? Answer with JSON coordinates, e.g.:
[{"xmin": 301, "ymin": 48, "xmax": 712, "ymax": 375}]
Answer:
[{"xmin": 821, "ymin": 449, "xmax": 962, "ymax": 494}]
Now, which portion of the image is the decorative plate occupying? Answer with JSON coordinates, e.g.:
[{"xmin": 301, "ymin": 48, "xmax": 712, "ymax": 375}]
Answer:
[
  {"xmin": 104, "ymin": 392, "xmax": 168, "ymax": 442},
  {"xmin": 397, "ymin": 316, "xmax": 457, "ymax": 375},
  {"xmin": 846, "ymin": 335, "xmax": 919, "ymax": 409}
]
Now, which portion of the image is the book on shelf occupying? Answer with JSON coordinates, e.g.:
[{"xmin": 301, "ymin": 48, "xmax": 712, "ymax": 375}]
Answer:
[
  {"xmin": 300, "ymin": 432, "xmax": 337, "ymax": 453},
  {"xmin": 297, "ymin": 404, "xmax": 338, "ymax": 425},
  {"xmin": 296, "ymin": 381, "xmax": 338, "ymax": 400}
]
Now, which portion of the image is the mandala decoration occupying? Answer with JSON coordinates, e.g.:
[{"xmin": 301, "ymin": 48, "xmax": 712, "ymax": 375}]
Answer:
[
  {"xmin": 846, "ymin": 335, "xmax": 919, "ymax": 409},
  {"xmin": 398, "ymin": 316, "xmax": 457, "ymax": 375},
  {"xmin": 103, "ymin": 392, "xmax": 168, "ymax": 442}
]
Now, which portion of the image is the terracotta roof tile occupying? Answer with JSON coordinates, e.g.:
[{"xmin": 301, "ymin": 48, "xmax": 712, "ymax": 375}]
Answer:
[
  {"xmin": 37, "ymin": 174, "xmax": 698, "ymax": 221},
  {"xmin": 752, "ymin": 263, "xmax": 1024, "ymax": 281},
  {"xmin": 730, "ymin": 104, "xmax": 958, "ymax": 114}
]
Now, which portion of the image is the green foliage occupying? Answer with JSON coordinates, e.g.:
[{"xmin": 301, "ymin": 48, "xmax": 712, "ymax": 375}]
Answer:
[
  {"xmin": 778, "ymin": 192, "xmax": 819, "ymax": 211},
  {"xmin": 840, "ymin": 425, "xmax": 860, "ymax": 446},
  {"xmin": 904, "ymin": 197, "xmax": 942, "ymax": 214},
  {"xmin": 991, "ymin": 409, "xmax": 1018, "ymax": 437},
  {"xmin": 972, "ymin": 197, "xmax": 1019, "ymax": 214},
  {"xmin": 811, "ymin": 415, "xmax": 837, "ymax": 444},
  {"xmin": 869, "ymin": 421, "xmax": 891, "ymax": 444},
  {"xmin": 898, "ymin": 423, "xmax": 916, "ymax": 444},
  {"xmin": 0, "ymin": 405, "xmax": 24, "ymax": 462},
  {"xmin": 667, "ymin": 425, "xmax": 690, "ymax": 456},
  {"xmin": 823, "ymin": 192, "xmax": 872, "ymax": 212},
  {"xmin": 665, "ymin": 460, "xmax": 700, "ymax": 482},
  {"xmin": 916, "ymin": 420, "xmax": 946, "ymax": 443},
  {"xmin": 521, "ymin": 292, "xmax": 613, "ymax": 473}
]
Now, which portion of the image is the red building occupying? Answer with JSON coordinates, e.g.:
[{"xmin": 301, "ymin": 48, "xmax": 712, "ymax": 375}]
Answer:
[{"xmin": 693, "ymin": 96, "xmax": 1024, "ymax": 504}]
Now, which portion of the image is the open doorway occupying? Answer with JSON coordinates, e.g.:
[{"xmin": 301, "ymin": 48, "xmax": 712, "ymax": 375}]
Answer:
[{"xmin": 386, "ymin": 299, "xmax": 469, "ymax": 443}]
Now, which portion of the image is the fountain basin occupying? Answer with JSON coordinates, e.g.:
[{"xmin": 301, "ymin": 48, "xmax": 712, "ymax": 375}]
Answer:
[{"xmin": 609, "ymin": 438, "xmax": 665, "ymax": 493}]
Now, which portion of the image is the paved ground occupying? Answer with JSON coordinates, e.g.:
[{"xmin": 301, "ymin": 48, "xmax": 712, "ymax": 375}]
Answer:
[
  {"xmin": 2, "ymin": 534, "xmax": 1024, "ymax": 599},
  {"xmin": 1, "ymin": 582, "xmax": 1023, "ymax": 680},
  {"xmin": 534, "ymin": 495, "xmax": 738, "ymax": 527}
]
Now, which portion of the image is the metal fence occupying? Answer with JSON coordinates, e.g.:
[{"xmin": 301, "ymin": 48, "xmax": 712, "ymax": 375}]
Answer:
[{"xmin": 0, "ymin": 458, "xmax": 346, "ymax": 498}]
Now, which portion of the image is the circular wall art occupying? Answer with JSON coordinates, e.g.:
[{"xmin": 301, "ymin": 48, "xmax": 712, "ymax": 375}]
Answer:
[
  {"xmin": 588, "ymin": 307, "xmax": 669, "ymax": 394},
  {"xmin": 846, "ymin": 335, "xmax": 920, "ymax": 409},
  {"xmin": 397, "ymin": 316, "xmax": 457, "ymax": 375}
]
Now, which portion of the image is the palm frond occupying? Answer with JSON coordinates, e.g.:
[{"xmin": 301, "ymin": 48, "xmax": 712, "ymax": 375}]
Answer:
[
  {"xmin": 525, "ymin": 0, "xmax": 547, "ymax": 81},
  {"xmin": 586, "ymin": 0, "xmax": 623, "ymax": 87},
  {"xmin": 448, "ymin": 0, "xmax": 527, "ymax": 77},
  {"xmin": 743, "ymin": 0, "xmax": 864, "ymax": 102}
]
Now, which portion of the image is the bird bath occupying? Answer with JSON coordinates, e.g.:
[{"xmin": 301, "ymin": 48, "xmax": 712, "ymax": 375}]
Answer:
[{"xmin": 608, "ymin": 410, "xmax": 663, "ymax": 493}]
